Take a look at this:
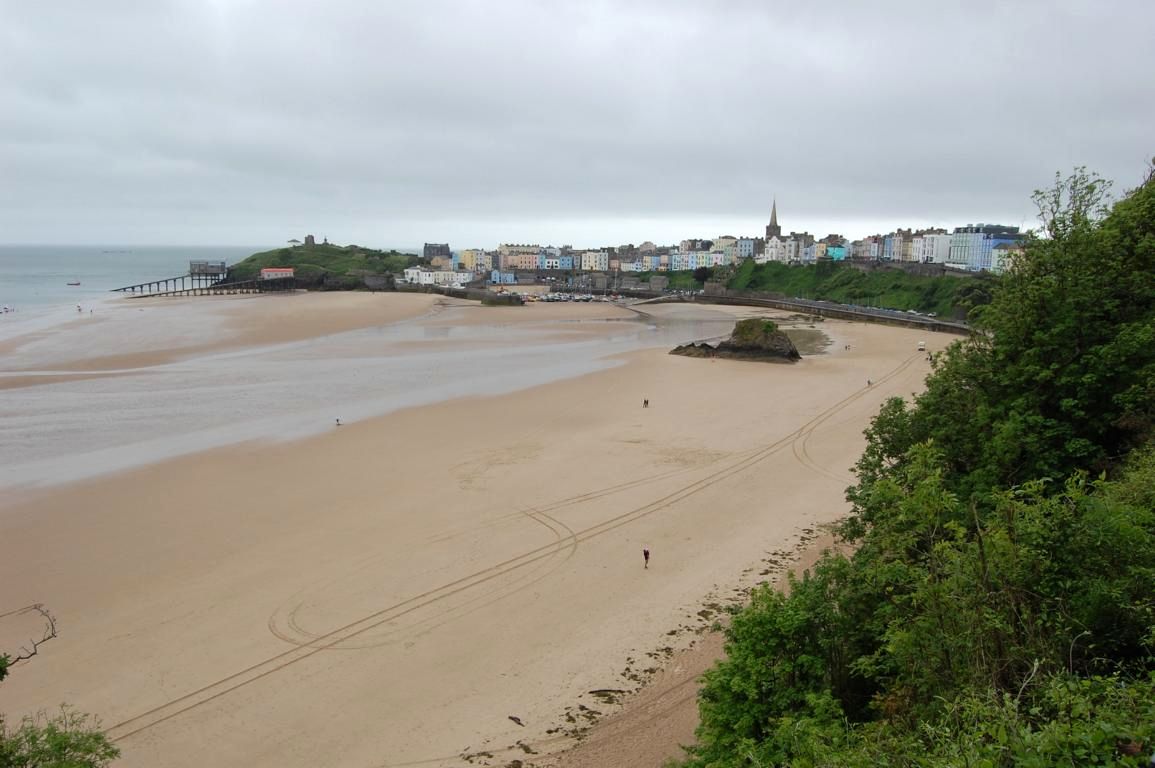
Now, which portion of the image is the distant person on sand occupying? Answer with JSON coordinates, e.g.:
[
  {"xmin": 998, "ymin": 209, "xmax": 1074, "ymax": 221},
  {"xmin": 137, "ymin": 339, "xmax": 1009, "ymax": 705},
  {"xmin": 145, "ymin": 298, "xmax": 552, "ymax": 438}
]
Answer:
[
  {"xmin": 867, "ymin": 379, "xmax": 872, "ymax": 387},
  {"xmin": 643, "ymin": 548, "xmax": 650, "ymax": 569},
  {"xmin": 335, "ymin": 418, "xmax": 341, "ymax": 427},
  {"xmin": 643, "ymin": 399, "xmax": 649, "ymax": 408}
]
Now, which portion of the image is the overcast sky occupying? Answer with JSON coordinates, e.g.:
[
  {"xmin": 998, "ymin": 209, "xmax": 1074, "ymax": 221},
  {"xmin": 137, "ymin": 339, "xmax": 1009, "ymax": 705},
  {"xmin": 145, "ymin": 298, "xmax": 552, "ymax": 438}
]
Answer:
[{"xmin": 2, "ymin": 0, "xmax": 1153, "ymax": 250}]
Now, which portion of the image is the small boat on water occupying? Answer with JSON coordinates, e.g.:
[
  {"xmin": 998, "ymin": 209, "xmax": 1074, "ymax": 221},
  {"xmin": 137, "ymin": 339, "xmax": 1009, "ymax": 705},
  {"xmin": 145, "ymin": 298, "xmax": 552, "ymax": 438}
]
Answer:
[{"xmin": 67, "ymin": 280, "xmax": 81, "ymax": 286}]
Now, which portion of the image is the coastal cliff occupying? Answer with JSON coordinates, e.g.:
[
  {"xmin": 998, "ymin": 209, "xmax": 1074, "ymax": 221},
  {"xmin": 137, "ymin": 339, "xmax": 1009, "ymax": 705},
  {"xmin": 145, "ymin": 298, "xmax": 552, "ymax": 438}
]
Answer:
[{"xmin": 671, "ymin": 318, "xmax": 800, "ymax": 363}]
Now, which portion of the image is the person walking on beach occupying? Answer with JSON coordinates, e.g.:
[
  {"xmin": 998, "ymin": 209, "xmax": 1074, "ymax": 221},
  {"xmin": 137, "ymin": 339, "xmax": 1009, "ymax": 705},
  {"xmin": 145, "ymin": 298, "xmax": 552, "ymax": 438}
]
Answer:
[
  {"xmin": 643, "ymin": 398, "xmax": 649, "ymax": 408},
  {"xmin": 643, "ymin": 548, "xmax": 650, "ymax": 569},
  {"xmin": 335, "ymin": 418, "xmax": 341, "ymax": 427}
]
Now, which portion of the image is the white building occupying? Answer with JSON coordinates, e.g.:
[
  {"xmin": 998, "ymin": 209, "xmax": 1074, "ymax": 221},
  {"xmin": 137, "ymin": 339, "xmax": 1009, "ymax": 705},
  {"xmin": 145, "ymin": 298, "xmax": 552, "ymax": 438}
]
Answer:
[
  {"xmin": 581, "ymin": 250, "xmax": 609, "ymax": 271},
  {"xmin": 912, "ymin": 233, "xmax": 952, "ymax": 263},
  {"xmin": 403, "ymin": 267, "xmax": 436, "ymax": 285},
  {"xmin": 759, "ymin": 235, "xmax": 794, "ymax": 264},
  {"xmin": 434, "ymin": 270, "xmax": 472, "ymax": 287},
  {"xmin": 402, "ymin": 267, "xmax": 471, "ymax": 287}
]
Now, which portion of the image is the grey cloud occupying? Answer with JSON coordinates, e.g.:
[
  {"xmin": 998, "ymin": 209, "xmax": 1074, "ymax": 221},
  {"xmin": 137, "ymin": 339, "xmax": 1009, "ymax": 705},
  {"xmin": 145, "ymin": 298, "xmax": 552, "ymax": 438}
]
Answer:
[{"xmin": 1, "ymin": 0, "xmax": 1152, "ymax": 246}]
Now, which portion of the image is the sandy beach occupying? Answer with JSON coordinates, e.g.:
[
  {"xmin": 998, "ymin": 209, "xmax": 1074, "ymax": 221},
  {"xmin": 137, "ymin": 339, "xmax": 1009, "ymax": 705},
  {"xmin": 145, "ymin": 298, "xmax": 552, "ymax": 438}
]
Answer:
[{"xmin": 0, "ymin": 292, "xmax": 944, "ymax": 767}]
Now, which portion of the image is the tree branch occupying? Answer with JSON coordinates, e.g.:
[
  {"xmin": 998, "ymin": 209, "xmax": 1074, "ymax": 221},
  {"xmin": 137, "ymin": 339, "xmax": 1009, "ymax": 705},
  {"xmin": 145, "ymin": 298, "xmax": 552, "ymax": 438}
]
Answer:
[{"xmin": 9, "ymin": 603, "xmax": 58, "ymax": 664}]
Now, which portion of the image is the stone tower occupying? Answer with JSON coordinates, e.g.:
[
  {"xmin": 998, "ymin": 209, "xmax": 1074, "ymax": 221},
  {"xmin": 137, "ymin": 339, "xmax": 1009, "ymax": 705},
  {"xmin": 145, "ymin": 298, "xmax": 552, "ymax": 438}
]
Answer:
[{"xmin": 765, "ymin": 199, "xmax": 781, "ymax": 240}]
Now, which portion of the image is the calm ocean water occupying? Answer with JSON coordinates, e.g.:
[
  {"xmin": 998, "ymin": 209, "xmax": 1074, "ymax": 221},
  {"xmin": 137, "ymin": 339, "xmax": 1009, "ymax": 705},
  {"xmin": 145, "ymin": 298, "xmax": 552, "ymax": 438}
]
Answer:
[{"xmin": 0, "ymin": 245, "xmax": 264, "ymax": 312}]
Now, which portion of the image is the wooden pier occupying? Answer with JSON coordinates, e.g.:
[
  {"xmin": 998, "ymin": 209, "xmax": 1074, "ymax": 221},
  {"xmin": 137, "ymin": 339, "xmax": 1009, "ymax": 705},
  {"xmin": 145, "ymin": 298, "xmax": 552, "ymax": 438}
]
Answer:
[
  {"xmin": 111, "ymin": 260, "xmax": 296, "ymax": 298},
  {"xmin": 115, "ymin": 277, "xmax": 295, "ymax": 299}
]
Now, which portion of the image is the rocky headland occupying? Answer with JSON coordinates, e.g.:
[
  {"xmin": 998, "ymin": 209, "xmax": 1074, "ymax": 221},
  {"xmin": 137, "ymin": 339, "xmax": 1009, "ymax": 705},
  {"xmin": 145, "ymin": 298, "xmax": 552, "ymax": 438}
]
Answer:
[{"xmin": 670, "ymin": 318, "xmax": 801, "ymax": 363}]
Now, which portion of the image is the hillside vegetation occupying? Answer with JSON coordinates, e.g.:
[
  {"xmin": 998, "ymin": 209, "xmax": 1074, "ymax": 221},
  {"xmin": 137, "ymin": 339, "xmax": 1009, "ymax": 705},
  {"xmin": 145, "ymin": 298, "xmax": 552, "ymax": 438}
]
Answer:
[
  {"xmin": 227, "ymin": 243, "xmax": 421, "ymax": 289},
  {"xmin": 727, "ymin": 260, "xmax": 995, "ymax": 320},
  {"xmin": 679, "ymin": 166, "xmax": 1155, "ymax": 767}
]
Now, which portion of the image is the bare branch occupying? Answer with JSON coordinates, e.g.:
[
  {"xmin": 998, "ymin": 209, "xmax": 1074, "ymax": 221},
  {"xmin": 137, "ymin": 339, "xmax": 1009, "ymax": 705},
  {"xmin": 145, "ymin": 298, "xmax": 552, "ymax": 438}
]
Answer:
[{"xmin": 8, "ymin": 603, "xmax": 58, "ymax": 665}]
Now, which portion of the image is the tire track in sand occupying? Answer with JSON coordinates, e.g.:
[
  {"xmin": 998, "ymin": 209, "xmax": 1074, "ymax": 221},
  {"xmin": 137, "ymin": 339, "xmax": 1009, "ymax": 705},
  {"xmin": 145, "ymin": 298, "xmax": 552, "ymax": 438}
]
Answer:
[{"xmin": 105, "ymin": 354, "xmax": 918, "ymax": 744}]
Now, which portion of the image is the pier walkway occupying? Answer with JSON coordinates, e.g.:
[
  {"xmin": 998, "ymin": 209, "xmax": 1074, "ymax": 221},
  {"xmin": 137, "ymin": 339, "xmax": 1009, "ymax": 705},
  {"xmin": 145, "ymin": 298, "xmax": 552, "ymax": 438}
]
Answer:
[
  {"xmin": 111, "ymin": 276, "xmax": 295, "ymax": 298},
  {"xmin": 110, "ymin": 259, "xmax": 295, "ymax": 298}
]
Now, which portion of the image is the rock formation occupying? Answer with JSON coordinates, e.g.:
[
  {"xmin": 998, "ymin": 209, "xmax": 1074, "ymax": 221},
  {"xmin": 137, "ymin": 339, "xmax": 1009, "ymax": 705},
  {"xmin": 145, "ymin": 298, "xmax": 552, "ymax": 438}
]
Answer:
[{"xmin": 670, "ymin": 318, "xmax": 800, "ymax": 363}]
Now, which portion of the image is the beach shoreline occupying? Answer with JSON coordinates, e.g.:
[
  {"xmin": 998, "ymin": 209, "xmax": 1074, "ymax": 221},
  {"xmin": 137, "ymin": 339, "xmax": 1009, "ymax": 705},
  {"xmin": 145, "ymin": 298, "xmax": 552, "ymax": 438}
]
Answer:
[{"xmin": 0, "ymin": 292, "xmax": 940, "ymax": 768}]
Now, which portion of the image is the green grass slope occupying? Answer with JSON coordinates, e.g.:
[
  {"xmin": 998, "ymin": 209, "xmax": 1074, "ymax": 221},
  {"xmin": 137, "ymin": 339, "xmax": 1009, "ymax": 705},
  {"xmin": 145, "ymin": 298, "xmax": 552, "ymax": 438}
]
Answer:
[
  {"xmin": 728, "ymin": 260, "xmax": 996, "ymax": 320},
  {"xmin": 228, "ymin": 244, "xmax": 421, "ymax": 288}
]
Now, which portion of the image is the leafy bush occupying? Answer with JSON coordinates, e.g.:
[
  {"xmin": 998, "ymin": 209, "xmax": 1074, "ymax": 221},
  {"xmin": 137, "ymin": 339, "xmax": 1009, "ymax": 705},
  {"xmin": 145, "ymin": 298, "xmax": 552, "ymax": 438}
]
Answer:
[
  {"xmin": 678, "ymin": 165, "xmax": 1155, "ymax": 767},
  {"xmin": 0, "ymin": 707, "xmax": 118, "ymax": 768}
]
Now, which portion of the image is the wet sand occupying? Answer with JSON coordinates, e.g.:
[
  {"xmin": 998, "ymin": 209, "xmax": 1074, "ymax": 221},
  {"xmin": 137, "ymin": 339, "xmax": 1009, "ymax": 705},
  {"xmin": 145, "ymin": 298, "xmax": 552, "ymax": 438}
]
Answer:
[{"xmin": 0, "ymin": 292, "xmax": 943, "ymax": 767}]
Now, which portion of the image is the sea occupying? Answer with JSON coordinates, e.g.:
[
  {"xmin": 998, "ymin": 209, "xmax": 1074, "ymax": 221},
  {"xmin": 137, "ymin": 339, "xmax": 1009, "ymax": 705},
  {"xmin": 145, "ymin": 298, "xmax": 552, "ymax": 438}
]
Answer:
[
  {"xmin": 0, "ymin": 245, "xmax": 740, "ymax": 489},
  {"xmin": 0, "ymin": 244, "xmax": 429, "ymax": 341},
  {"xmin": 0, "ymin": 244, "xmax": 262, "ymax": 313}
]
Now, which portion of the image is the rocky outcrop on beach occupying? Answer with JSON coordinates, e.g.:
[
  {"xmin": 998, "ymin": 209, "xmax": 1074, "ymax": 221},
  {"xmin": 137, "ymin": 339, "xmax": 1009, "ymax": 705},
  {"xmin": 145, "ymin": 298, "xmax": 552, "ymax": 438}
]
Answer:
[{"xmin": 670, "ymin": 318, "xmax": 801, "ymax": 363}]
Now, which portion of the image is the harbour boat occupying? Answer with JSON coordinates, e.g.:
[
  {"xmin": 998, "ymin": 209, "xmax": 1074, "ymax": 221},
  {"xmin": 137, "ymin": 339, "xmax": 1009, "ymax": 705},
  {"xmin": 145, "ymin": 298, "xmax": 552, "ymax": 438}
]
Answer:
[{"xmin": 67, "ymin": 280, "xmax": 81, "ymax": 286}]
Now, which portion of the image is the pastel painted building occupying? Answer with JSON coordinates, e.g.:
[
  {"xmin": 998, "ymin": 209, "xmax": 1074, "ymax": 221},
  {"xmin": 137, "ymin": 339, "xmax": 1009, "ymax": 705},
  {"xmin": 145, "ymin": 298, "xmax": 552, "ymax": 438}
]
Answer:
[
  {"xmin": 497, "ymin": 244, "xmax": 540, "ymax": 271},
  {"xmin": 505, "ymin": 252, "xmax": 539, "ymax": 271},
  {"xmin": 991, "ymin": 242, "xmax": 1024, "ymax": 274},
  {"xmin": 737, "ymin": 238, "xmax": 755, "ymax": 261},
  {"xmin": 581, "ymin": 250, "xmax": 609, "ymax": 271},
  {"xmin": 949, "ymin": 224, "xmax": 1021, "ymax": 271},
  {"xmin": 458, "ymin": 249, "xmax": 492, "ymax": 273},
  {"xmin": 852, "ymin": 236, "xmax": 883, "ymax": 261},
  {"xmin": 713, "ymin": 236, "xmax": 737, "ymax": 254}
]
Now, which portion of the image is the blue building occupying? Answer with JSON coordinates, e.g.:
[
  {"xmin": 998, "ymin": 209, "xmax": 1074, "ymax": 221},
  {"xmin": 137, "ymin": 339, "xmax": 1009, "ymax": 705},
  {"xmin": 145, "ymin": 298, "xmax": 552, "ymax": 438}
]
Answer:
[
  {"xmin": 949, "ymin": 224, "xmax": 1021, "ymax": 271},
  {"xmin": 882, "ymin": 234, "xmax": 896, "ymax": 261},
  {"xmin": 489, "ymin": 270, "xmax": 517, "ymax": 284}
]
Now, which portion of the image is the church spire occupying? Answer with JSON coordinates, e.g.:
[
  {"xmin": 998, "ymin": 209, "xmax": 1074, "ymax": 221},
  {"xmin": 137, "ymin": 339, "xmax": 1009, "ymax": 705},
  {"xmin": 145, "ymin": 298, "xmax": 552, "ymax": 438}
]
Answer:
[{"xmin": 766, "ymin": 197, "xmax": 781, "ymax": 239}]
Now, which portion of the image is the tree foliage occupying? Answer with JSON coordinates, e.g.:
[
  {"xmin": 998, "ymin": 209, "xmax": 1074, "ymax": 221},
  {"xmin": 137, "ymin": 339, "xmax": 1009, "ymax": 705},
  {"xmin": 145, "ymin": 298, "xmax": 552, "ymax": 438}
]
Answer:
[
  {"xmin": 0, "ymin": 708, "xmax": 119, "ymax": 768},
  {"xmin": 693, "ymin": 266, "xmax": 715, "ymax": 285},
  {"xmin": 853, "ymin": 166, "xmax": 1155, "ymax": 501},
  {"xmin": 1, "ymin": 611, "xmax": 119, "ymax": 767},
  {"xmin": 680, "ymin": 164, "xmax": 1155, "ymax": 767}
]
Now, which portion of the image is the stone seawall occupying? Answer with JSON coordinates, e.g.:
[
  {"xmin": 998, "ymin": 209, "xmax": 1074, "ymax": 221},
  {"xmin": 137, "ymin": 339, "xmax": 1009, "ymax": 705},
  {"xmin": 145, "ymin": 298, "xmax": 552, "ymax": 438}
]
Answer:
[{"xmin": 647, "ymin": 293, "xmax": 970, "ymax": 336}]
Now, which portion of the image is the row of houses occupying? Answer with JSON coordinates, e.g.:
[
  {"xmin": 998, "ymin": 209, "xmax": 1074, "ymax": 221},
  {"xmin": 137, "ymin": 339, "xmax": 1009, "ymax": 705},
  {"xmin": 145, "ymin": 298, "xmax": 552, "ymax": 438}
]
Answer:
[
  {"xmin": 416, "ymin": 201, "xmax": 1025, "ymax": 281},
  {"xmin": 759, "ymin": 202, "xmax": 1023, "ymax": 272}
]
